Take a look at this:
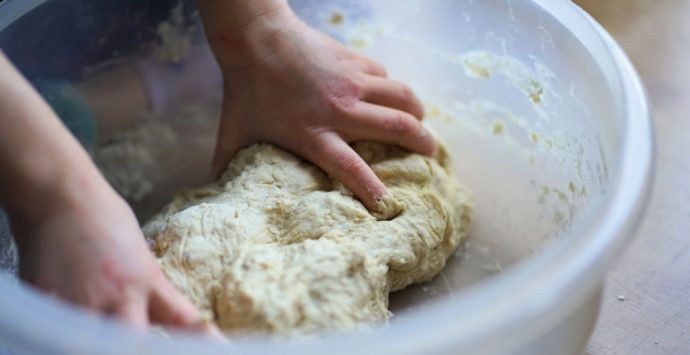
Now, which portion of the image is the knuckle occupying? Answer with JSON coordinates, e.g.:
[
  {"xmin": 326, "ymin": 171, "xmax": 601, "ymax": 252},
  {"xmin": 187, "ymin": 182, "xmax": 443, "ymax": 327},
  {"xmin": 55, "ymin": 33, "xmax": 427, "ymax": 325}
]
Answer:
[
  {"xmin": 376, "ymin": 64, "xmax": 388, "ymax": 76},
  {"xmin": 365, "ymin": 58, "xmax": 387, "ymax": 76},
  {"xmin": 302, "ymin": 131, "xmax": 334, "ymax": 164},
  {"xmin": 321, "ymin": 77, "xmax": 362, "ymax": 113},
  {"xmin": 335, "ymin": 152, "xmax": 366, "ymax": 175},
  {"xmin": 399, "ymin": 85, "xmax": 416, "ymax": 103},
  {"xmin": 306, "ymin": 130, "xmax": 330, "ymax": 152},
  {"xmin": 347, "ymin": 74, "xmax": 364, "ymax": 88},
  {"xmin": 384, "ymin": 113, "xmax": 416, "ymax": 134}
]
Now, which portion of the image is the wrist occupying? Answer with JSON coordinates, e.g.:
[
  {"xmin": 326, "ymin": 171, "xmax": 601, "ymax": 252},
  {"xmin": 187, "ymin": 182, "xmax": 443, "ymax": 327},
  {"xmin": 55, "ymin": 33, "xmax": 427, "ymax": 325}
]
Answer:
[
  {"xmin": 0, "ymin": 52, "xmax": 118, "ymax": 240},
  {"xmin": 4, "ymin": 150, "xmax": 109, "ymax": 232},
  {"xmin": 198, "ymin": 0, "xmax": 297, "ymax": 70}
]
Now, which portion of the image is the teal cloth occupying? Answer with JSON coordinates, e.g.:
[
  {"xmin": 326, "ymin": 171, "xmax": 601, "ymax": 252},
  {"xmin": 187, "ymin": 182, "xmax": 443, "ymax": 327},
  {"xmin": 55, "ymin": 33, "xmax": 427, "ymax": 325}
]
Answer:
[{"xmin": 35, "ymin": 81, "xmax": 97, "ymax": 152}]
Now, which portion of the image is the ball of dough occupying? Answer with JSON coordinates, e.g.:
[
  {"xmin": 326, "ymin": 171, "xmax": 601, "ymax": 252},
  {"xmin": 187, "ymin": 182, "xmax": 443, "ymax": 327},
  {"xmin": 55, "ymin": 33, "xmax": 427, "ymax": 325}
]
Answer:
[{"xmin": 144, "ymin": 141, "xmax": 473, "ymax": 335}]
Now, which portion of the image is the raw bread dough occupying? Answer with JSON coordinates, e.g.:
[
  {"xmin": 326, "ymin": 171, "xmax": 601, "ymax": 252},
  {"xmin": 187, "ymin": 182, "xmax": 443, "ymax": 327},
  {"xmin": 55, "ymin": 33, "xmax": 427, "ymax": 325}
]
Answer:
[{"xmin": 144, "ymin": 141, "xmax": 473, "ymax": 335}]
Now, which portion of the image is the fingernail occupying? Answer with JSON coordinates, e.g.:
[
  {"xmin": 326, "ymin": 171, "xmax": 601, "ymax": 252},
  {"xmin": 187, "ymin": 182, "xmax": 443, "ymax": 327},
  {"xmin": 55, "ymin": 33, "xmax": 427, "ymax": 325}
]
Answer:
[
  {"xmin": 429, "ymin": 142, "xmax": 438, "ymax": 156},
  {"xmin": 372, "ymin": 190, "xmax": 403, "ymax": 221},
  {"xmin": 371, "ymin": 186, "xmax": 389, "ymax": 204},
  {"xmin": 192, "ymin": 319, "xmax": 227, "ymax": 341},
  {"xmin": 205, "ymin": 325, "xmax": 227, "ymax": 341},
  {"xmin": 420, "ymin": 128, "xmax": 437, "ymax": 156},
  {"xmin": 419, "ymin": 127, "xmax": 428, "ymax": 140}
]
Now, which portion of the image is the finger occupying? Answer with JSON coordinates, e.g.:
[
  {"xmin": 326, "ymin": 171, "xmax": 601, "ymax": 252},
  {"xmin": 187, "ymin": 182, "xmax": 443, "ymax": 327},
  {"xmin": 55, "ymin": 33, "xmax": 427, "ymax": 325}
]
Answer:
[
  {"xmin": 112, "ymin": 292, "xmax": 149, "ymax": 331},
  {"xmin": 361, "ymin": 76, "xmax": 424, "ymax": 119},
  {"xmin": 211, "ymin": 117, "xmax": 248, "ymax": 178},
  {"xmin": 149, "ymin": 275, "xmax": 203, "ymax": 328},
  {"xmin": 301, "ymin": 132, "xmax": 387, "ymax": 211},
  {"xmin": 356, "ymin": 56, "xmax": 387, "ymax": 77},
  {"xmin": 194, "ymin": 322, "xmax": 227, "ymax": 341},
  {"xmin": 340, "ymin": 102, "xmax": 437, "ymax": 156}
]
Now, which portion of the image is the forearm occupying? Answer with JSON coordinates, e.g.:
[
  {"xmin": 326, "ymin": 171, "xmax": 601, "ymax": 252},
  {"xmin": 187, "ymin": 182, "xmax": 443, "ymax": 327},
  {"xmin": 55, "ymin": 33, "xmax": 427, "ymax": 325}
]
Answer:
[
  {"xmin": 196, "ymin": 0, "xmax": 296, "ymax": 70},
  {"xmin": 0, "ymin": 52, "xmax": 102, "ymax": 224}
]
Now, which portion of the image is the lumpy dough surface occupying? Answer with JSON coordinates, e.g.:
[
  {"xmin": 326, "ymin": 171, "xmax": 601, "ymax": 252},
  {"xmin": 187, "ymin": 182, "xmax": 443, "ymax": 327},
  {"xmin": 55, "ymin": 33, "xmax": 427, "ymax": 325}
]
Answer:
[{"xmin": 144, "ymin": 141, "xmax": 473, "ymax": 335}]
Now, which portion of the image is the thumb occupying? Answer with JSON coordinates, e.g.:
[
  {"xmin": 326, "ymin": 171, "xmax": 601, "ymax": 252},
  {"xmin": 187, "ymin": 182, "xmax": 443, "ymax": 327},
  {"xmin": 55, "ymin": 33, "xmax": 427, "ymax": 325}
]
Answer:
[{"xmin": 212, "ymin": 115, "xmax": 248, "ymax": 178}]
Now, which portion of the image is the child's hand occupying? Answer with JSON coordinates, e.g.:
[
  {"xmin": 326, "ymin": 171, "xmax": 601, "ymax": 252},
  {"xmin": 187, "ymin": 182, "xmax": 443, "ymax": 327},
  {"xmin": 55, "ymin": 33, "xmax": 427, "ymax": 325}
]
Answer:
[
  {"xmin": 12, "ymin": 175, "xmax": 203, "ymax": 330},
  {"xmin": 0, "ymin": 52, "xmax": 213, "ymax": 332},
  {"xmin": 201, "ymin": 3, "xmax": 436, "ymax": 211}
]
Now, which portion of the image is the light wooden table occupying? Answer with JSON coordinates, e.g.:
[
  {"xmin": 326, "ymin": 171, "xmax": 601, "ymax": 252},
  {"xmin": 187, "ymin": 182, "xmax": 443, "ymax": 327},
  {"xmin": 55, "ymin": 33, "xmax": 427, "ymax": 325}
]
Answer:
[{"xmin": 573, "ymin": 1, "xmax": 690, "ymax": 354}]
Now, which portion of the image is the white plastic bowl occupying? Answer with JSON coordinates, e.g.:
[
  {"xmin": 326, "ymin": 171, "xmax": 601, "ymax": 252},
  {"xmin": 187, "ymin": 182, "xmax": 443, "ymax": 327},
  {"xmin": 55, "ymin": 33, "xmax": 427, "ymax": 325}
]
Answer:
[{"xmin": 0, "ymin": 0, "xmax": 653, "ymax": 354}]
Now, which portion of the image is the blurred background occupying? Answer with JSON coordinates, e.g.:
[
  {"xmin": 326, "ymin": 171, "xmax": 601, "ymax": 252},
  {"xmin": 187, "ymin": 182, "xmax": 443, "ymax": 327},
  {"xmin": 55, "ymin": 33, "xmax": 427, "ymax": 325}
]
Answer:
[{"xmin": 576, "ymin": 1, "xmax": 690, "ymax": 354}]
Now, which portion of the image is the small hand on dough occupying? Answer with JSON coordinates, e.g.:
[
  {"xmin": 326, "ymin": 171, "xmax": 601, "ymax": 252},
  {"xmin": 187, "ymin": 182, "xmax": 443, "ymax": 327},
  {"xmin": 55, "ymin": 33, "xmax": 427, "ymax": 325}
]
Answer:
[
  {"xmin": 14, "ymin": 177, "xmax": 210, "ymax": 332},
  {"xmin": 207, "ymin": 10, "xmax": 436, "ymax": 211}
]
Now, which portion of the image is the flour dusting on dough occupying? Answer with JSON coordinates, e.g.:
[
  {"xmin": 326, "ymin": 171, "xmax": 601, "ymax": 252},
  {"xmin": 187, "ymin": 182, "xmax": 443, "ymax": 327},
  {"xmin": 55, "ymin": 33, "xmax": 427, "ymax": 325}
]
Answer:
[{"xmin": 144, "ymin": 141, "xmax": 473, "ymax": 335}]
